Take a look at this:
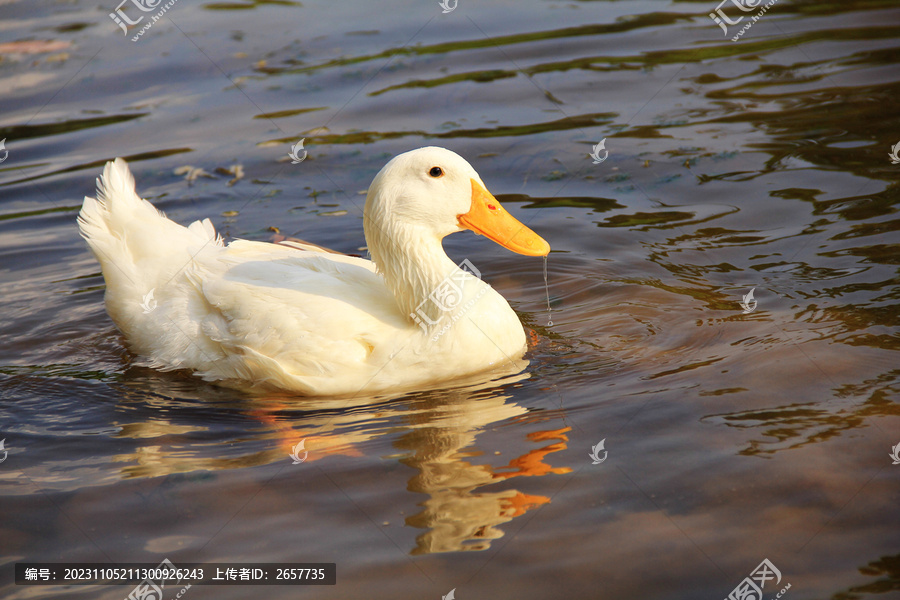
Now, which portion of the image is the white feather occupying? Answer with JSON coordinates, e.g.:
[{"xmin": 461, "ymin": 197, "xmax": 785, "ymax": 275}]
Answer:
[{"xmin": 78, "ymin": 149, "xmax": 533, "ymax": 395}]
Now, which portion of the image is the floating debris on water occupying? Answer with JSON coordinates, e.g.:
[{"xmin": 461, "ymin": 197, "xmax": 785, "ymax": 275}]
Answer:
[
  {"xmin": 174, "ymin": 165, "xmax": 216, "ymax": 186},
  {"xmin": 215, "ymin": 164, "xmax": 244, "ymax": 186}
]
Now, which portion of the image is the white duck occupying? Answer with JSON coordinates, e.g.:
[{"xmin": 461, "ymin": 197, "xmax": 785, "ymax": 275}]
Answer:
[{"xmin": 78, "ymin": 147, "xmax": 550, "ymax": 395}]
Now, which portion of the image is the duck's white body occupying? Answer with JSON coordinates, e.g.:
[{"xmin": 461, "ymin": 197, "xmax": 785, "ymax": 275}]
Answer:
[{"xmin": 78, "ymin": 147, "xmax": 549, "ymax": 396}]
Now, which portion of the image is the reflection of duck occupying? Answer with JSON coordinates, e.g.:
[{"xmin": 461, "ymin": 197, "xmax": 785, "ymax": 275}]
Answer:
[
  {"xmin": 113, "ymin": 376, "xmax": 570, "ymax": 555},
  {"xmin": 78, "ymin": 148, "xmax": 549, "ymax": 395},
  {"xmin": 396, "ymin": 387, "xmax": 572, "ymax": 555},
  {"xmin": 401, "ymin": 426, "xmax": 571, "ymax": 554}
]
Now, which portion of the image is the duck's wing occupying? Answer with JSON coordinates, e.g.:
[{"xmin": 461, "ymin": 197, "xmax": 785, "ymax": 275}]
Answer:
[
  {"xmin": 273, "ymin": 235, "xmax": 351, "ymax": 255},
  {"xmin": 186, "ymin": 240, "xmax": 411, "ymax": 394}
]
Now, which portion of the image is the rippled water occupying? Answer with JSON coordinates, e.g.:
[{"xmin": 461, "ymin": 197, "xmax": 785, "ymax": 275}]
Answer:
[{"xmin": 2, "ymin": 0, "xmax": 899, "ymax": 598}]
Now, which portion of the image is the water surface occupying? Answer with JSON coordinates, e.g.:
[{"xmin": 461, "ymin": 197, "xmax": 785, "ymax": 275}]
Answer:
[{"xmin": 1, "ymin": 0, "xmax": 899, "ymax": 598}]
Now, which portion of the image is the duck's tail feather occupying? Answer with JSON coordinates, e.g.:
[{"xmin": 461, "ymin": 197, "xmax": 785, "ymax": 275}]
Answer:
[{"xmin": 78, "ymin": 158, "xmax": 223, "ymax": 325}]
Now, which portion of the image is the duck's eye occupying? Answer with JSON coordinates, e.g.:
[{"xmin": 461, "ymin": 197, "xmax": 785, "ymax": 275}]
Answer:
[{"xmin": 428, "ymin": 166, "xmax": 444, "ymax": 178}]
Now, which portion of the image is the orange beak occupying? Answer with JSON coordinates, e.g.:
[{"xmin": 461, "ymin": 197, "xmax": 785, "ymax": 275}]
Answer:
[{"xmin": 457, "ymin": 179, "xmax": 550, "ymax": 256}]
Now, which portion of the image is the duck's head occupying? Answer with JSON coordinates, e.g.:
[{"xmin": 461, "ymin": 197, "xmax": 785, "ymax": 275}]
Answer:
[{"xmin": 364, "ymin": 146, "xmax": 550, "ymax": 257}]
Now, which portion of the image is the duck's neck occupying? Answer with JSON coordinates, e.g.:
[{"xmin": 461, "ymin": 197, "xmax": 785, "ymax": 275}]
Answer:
[{"xmin": 365, "ymin": 219, "xmax": 462, "ymax": 326}]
